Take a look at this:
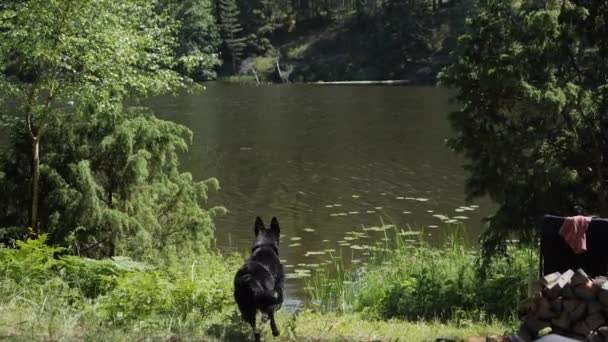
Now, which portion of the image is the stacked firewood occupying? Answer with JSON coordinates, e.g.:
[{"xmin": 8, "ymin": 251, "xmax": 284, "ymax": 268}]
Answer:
[{"xmin": 520, "ymin": 269, "xmax": 608, "ymax": 341}]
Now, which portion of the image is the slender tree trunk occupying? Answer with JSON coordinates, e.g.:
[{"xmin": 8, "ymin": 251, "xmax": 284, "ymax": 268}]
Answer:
[
  {"xmin": 251, "ymin": 69, "xmax": 260, "ymax": 85},
  {"xmin": 30, "ymin": 136, "xmax": 40, "ymax": 231},
  {"xmin": 24, "ymin": 0, "xmax": 69, "ymax": 233},
  {"xmin": 108, "ymin": 187, "xmax": 113, "ymax": 207}
]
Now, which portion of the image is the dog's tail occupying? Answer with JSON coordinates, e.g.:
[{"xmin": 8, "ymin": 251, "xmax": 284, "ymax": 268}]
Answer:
[{"xmin": 253, "ymin": 287, "xmax": 281, "ymax": 307}]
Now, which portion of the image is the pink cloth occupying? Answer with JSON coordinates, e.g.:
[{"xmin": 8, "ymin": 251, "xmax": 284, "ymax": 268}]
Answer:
[{"xmin": 559, "ymin": 215, "xmax": 592, "ymax": 254}]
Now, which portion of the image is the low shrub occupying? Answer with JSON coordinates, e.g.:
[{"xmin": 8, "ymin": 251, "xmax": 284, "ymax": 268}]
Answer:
[
  {"xmin": 96, "ymin": 253, "xmax": 240, "ymax": 324},
  {"xmin": 0, "ymin": 234, "xmax": 65, "ymax": 284},
  {"xmin": 0, "ymin": 235, "xmax": 242, "ymax": 339}
]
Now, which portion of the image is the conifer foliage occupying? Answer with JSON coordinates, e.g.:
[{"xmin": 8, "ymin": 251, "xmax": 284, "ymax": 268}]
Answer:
[
  {"xmin": 238, "ymin": 0, "xmax": 287, "ymax": 54},
  {"xmin": 440, "ymin": 0, "xmax": 608, "ymax": 255},
  {"xmin": 0, "ymin": 0, "xmax": 222, "ymax": 258},
  {"xmin": 165, "ymin": 0, "xmax": 223, "ymax": 81},
  {"xmin": 218, "ymin": 0, "xmax": 247, "ymax": 71}
]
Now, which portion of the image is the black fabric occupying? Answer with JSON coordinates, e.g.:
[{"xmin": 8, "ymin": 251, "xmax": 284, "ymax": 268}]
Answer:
[
  {"xmin": 534, "ymin": 335, "xmax": 584, "ymax": 342},
  {"xmin": 541, "ymin": 215, "xmax": 608, "ymax": 277}
]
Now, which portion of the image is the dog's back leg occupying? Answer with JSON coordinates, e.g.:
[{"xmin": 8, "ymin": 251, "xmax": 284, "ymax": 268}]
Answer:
[
  {"xmin": 242, "ymin": 309, "xmax": 260, "ymax": 342},
  {"xmin": 267, "ymin": 310, "xmax": 280, "ymax": 337}
]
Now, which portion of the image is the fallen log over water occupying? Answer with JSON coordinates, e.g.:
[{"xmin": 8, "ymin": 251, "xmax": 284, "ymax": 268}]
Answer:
[{"xmin": 312, "ymin": 80, "xmax": 412, "ymax": 85}]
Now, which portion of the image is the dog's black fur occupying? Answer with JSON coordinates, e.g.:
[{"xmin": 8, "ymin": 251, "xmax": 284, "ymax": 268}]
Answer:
[{"xmin": 234, "ymin": 217, "xmax": 285, "ymax": 342}]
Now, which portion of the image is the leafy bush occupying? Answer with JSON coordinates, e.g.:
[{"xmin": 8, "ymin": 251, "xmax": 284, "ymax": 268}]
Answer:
[
  {"xmin": 97, "ymin": 253, "xmax": 240, "ymax": 324},
  {"xmin": 0, "ymin": 234, "xmax": 65, "ymax": 285},
  {"xmin": 0, "ymin": 235, "xmax": 240, "ymax": 331},
  {"xmin": 60, "ymin": 255, "xmax": 151, "ymax": 298}
]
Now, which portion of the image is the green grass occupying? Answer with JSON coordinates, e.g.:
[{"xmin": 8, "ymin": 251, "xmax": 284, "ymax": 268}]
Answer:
[
  {"xmin": 283, "ymin": 311, "xmax": 513, "ymax": 342},
  {"xmin": 218, "ymin": 75, "xmax": 259, "ymax": 83},
  {"xmin": 0, "ymin": 306, "xmax": 513, "ymax": 342},
  {"xmin": 0, "ymin": 229, "xmax": 533, "ymax": 341},
  {"xmin": 306, "ymin": 223, "xmax": 536, "ymax": 323}
]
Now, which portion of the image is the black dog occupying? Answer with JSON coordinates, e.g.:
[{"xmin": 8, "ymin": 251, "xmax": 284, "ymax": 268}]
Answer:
[{"xmin": 234, "ymin": 217, "xmax": 285, "ymax": 341}]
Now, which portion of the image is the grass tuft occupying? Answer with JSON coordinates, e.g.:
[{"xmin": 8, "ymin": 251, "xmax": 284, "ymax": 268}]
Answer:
[{"xmin": 306, "ymin": 223, "xmax": 536, "ymax": 323}]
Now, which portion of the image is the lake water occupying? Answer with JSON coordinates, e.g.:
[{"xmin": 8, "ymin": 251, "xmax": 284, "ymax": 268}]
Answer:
[{"xmin": 149, "ymin": 82, "xmax": 491, "ymax": 298}]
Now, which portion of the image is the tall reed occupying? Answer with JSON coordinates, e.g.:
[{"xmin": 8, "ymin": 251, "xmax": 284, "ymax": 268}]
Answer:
[{"xmin": 306, "ymin": 222, "xmax": 536, "ymax": 322}]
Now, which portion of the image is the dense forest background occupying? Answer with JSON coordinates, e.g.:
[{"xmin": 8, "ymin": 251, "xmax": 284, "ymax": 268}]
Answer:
[
  {"xmin": 0, "ymin": 0, "xmax": 479, "ymax": 260},
  {"xmin": 3, "ymin": 0, "xmax": 607, "ymax": 259},
  {"xmin": 163, "ymin": 0, "xmax": 476, "ymax": 83}
]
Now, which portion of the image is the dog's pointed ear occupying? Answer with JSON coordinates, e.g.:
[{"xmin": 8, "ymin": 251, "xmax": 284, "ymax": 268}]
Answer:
[
  {"xmin": 270, "ymin": 217, "xmax": 280, "ymax": 236},
  {"xmin": 254, "ymin": 217, "xmax": 265, "ymax": 236}
]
